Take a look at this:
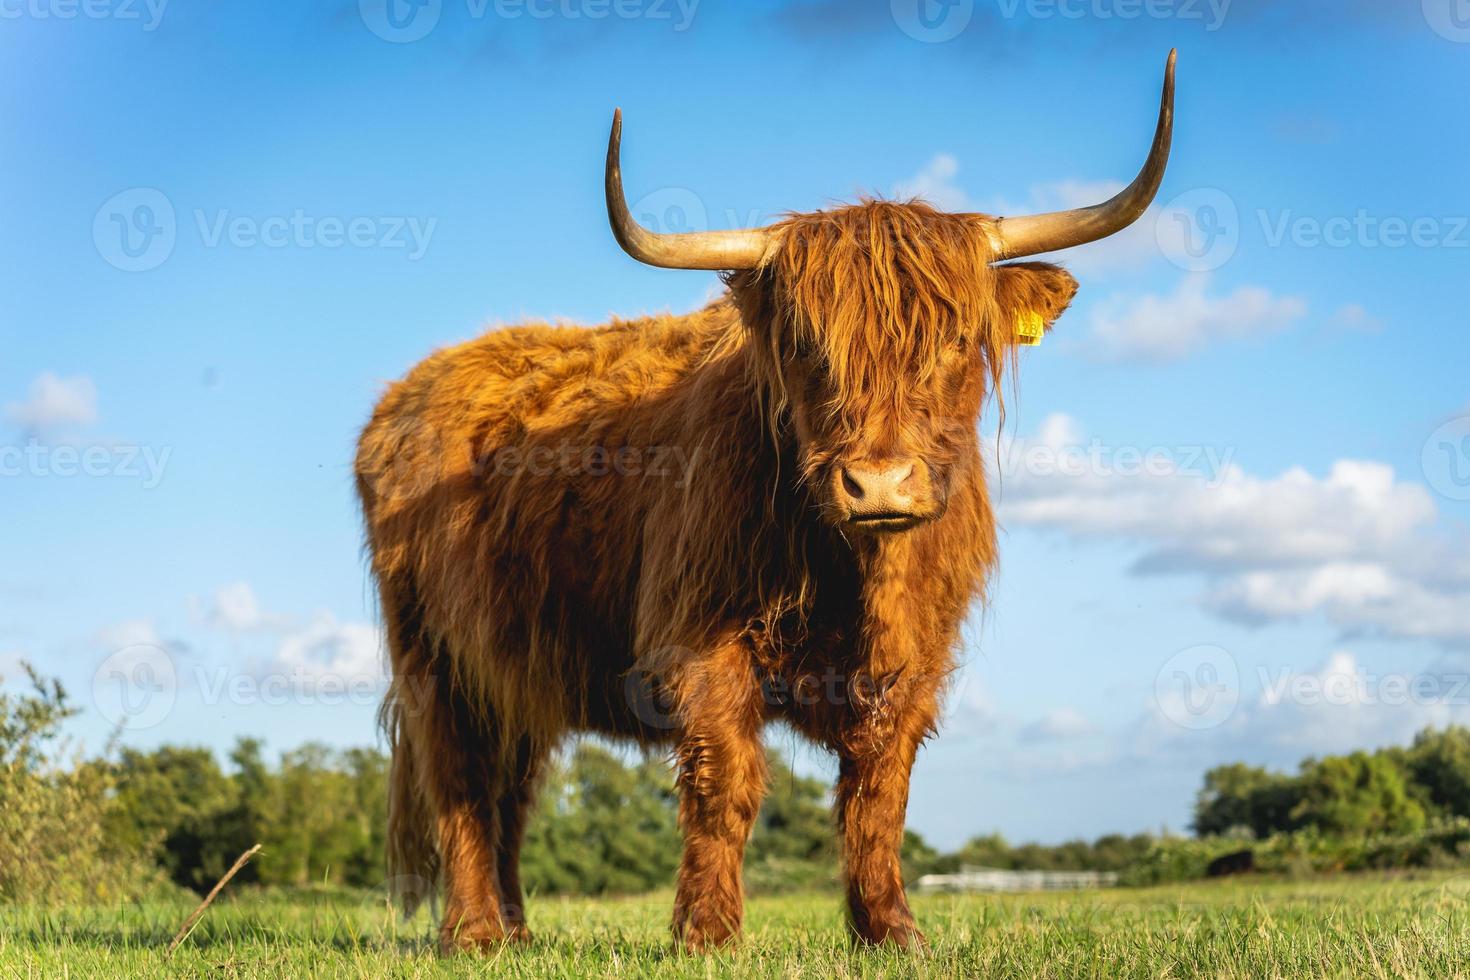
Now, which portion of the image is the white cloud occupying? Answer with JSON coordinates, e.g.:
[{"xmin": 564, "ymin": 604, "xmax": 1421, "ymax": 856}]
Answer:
[
  {"xmin": 1023, "ymin": 181, "xmax": 1125, "ymax": 211},
  {"xmin": 1080, "ymin": 275, "xmax": 1308, "ymax": 363},
  {"xmin": 196, "ymin": 582, "xmax": 385, "ymax": 683},
  {"xmin": 997, "ymin": 415, "xmax": 1470, "ymax": 647},
  {"xmin": 893, "ymin": 153, "xmax": 970, "ymax": 212},
  {"xmin": 1329, "ymin": 303, "xmax": 1383, "ymax": 333},
  {"xmin": 205, "ymin": 582, "xmax": 293, "ymax": 633},
  {"xmin": 213, "ymin": 582, "xmax": 265, "ymax": 631},
  {"xmin": 945, "ymin": 672, "xmax": 1005, "ymax": 737},
  {"xmin": 1206, "ymin": 565, "xmax": 1470, "ymax": 646},
  {"xmin": 1020, "ymin": 707, "xmax": 1100, "ymax": 744},
  {"xmin": 97, "ymin": 618, "xmax": 166, "ymax": 651},
  {"xmin": 940, "ymin": 675, "xmax": 1117, "ymax": 776},
  {"xmin": 1138, "ymin": 650, "xmax": 1470, "ymax": 770},
  {"xmin": 275, "ymin": 613, "xmax": 384, "ymax": 683},
  {"xmin": 1244, "ymin": 651, "xmax": 1468, "ymax": 754},
  {"xmin": 957, "ymin": 647, "xmax": 1470, "ymax": 789},
  {"xmin": 4, "ymin": 372, "xmax": 98, "ymax": 434}
]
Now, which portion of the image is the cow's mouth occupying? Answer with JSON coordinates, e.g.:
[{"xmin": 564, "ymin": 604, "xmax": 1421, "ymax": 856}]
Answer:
[{"xmin": 846, "ymin": 513, "xmax": 925, "ymax": 533}]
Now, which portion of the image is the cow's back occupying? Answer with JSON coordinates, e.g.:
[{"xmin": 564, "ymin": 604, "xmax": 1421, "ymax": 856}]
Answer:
[{"xmin": 357, "ymin": 302, "xmax": 743, "ymax": 738}]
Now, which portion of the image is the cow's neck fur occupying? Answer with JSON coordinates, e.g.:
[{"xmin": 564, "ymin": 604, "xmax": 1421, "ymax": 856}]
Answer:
[{"xmin": 635, "ymin": 293, "xmax": 995, "ymax": 702}]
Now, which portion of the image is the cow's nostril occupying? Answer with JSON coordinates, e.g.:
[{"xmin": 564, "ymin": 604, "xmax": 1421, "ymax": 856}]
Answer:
[{"xmin": 841, "ymin": 468, "xmax": 866, "ymax": 501}]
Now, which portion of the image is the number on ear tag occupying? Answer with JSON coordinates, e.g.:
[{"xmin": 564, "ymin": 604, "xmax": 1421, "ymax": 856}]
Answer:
[{"xmin": 1016, "ymin": 310, "xmax": 1046, "ymax": 346}]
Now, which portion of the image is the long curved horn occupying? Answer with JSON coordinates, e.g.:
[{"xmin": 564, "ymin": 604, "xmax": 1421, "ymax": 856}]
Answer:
[
  {"xmin": 992, "ymin": 50, "xmax": 1177, "ymax": 260},
  {"xmin": 606, "ymin": 109, "xmax": 773, "ymax": 271}
]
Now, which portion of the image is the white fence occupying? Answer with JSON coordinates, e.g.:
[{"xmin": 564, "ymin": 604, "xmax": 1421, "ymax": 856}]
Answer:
[{"xmin": 916, "ymin": 866, "xmax": 1119, "ymax": 894}]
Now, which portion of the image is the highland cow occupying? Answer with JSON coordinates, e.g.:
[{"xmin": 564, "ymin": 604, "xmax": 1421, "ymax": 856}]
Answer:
[{"xmin": 356, "ymin": 52, "xmax": 1176, "ymax": 953}]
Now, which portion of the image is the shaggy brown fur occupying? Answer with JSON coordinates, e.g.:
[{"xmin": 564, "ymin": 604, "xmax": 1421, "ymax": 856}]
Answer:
[{"xmin": 356, "ymin": 200, "xmax": 1079, "ymax": 953}]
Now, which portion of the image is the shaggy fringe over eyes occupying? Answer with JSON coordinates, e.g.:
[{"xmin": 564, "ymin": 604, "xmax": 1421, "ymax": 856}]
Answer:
[{"xmin": 751, "ymin": 200, "xmax": 1015, "ymax": 434}]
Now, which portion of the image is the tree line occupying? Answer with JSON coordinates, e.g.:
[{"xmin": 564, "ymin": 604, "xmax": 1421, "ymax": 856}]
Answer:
[
  {"xmin": 1192, "ymin": 728, "xmax": 1470, "ymax": 838},
  {"xmin": 4, "ymin": 665, "xmax": 1470, "ymax": 904}
]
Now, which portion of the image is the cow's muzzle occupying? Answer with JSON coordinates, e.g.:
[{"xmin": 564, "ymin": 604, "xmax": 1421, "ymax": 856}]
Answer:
[{"xmin": 834, "ymin": 458, "xmax": 939, "ymax": 533}]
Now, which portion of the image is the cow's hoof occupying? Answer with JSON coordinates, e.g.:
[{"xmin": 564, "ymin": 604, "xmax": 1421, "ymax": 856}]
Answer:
[
  {"xmin": 673, "ymin": 909, "xmax": 742, "ymax": 952},
  {"xmin": 852, "ymin": 919, "xmax": 927, "ymax": 950},
  {"xmin": 437, "ymin": 919, "xmax": 507, "ymax": 956}
]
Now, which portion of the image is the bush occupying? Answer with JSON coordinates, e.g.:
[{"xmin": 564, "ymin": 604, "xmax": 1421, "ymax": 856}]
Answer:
[
  {"xmin": 1194, "ymin": 763, "xmax": 1304, "ymax": 838},
  {"xmin": 1122, "ymin": 820, "xmax": 1470, "ymax": 886},
  {"xmin": 1293, "ymin": 752, "xmax": 1427, "ymax": 836},
  {"xmin": 0, "ymin": 665, "xmax": 167, "ymax": 904},
  {"xmin": 1118, "ymin": 836, "xmax": 1243, "ymax": 886},
  {"xmin": 1405, "ymin": 728, "xmax": 1470, "ymax": 819}
]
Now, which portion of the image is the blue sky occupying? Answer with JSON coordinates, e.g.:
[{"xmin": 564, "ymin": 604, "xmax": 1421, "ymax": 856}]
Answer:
[{"xmin": 2, "ymin": 0, "xmax": 1468, "ymax": 848}]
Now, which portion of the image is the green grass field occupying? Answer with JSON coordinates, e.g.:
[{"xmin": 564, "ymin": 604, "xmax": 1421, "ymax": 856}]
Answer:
[{"xmin": 3, "ymin": 874, "xmax": 1469, "ymax": 978}]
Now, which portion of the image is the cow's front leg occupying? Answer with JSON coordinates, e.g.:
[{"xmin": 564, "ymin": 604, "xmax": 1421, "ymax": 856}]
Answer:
[
  {"xmin": 836, "ymin": 699, "xmax": 930, "ymax": 948},
  {"xmin": 670, "ymin": 645, "xmax": 767, "ymax": 951}
]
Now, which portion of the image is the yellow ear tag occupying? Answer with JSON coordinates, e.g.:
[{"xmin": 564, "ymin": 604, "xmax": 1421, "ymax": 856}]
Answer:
[{"xmin": 1016, "ymin": 310, "xmax": 1046, "ymax": 346}]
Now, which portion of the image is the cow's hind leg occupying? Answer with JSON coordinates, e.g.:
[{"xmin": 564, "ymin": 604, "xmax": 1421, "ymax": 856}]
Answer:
[
  {"xmin": 494, "ymin": 735, "xmax": 545, "ymax": 943},
  {"xmin": 406, "ymin": 672, "xmax": 511, "ymax": 954}
]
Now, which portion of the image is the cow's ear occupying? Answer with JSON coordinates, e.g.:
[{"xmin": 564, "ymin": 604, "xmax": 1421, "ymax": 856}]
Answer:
[{"xmin": 993, "ymin": 262, "xmax": 1079, "ymax": 336}]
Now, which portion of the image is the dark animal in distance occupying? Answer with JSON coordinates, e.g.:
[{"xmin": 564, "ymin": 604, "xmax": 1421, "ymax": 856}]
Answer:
[
  {"xmin": 1207, "ymin": 850, "xmax": 1256, "ymax": 878},
  {"xmin": 356, "ymin": 51, "xmax": 1179, "ymax": 953}
]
